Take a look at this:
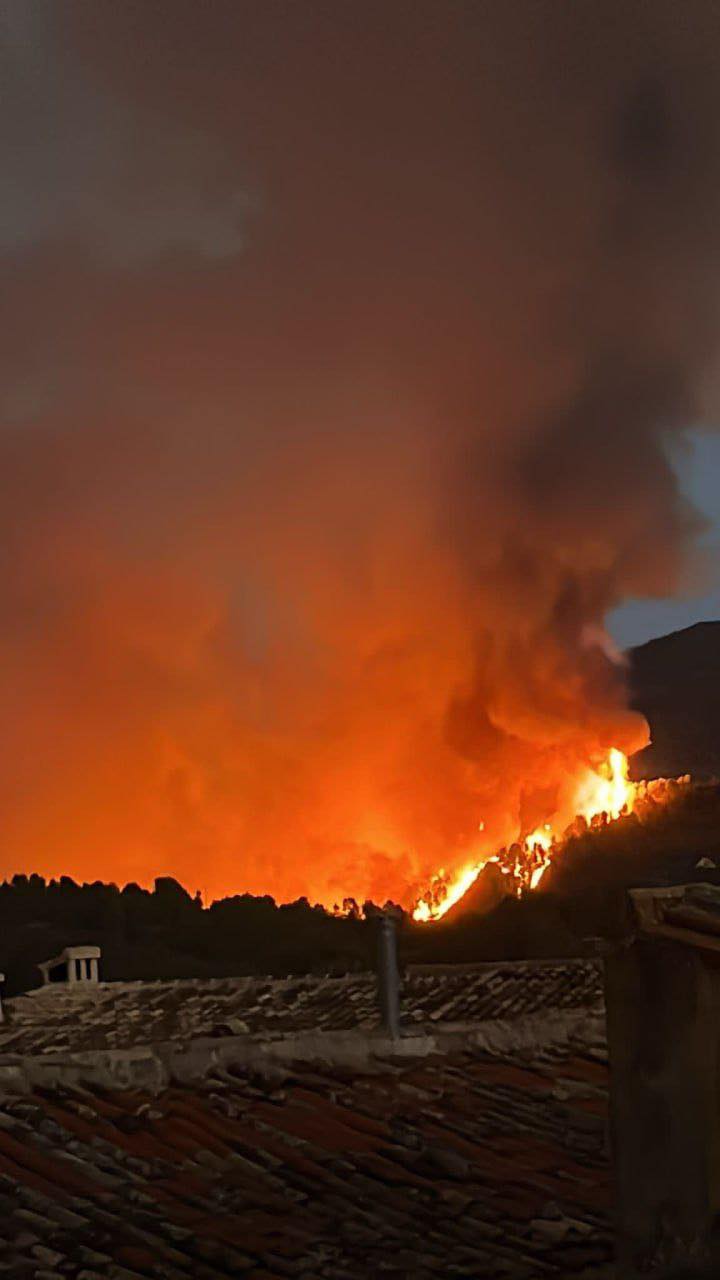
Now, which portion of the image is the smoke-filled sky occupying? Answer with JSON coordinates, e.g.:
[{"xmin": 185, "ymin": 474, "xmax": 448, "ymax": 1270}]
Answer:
[
  {"xmin": 610, "ymin": 428, "xmax": 720, "ymax": 645},
  {"xmin": 2, "ymin": 0, "xmax": 720, "ymax": 906}
]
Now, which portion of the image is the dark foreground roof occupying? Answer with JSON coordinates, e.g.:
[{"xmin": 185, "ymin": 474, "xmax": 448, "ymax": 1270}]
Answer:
[
  {"xmin": 0, "ymin": 959, "xmax": 604, "ymax": 1054},
  {"xmin": 0, "ymin": 1043, "xmax": 612, "ymax": 1279}
]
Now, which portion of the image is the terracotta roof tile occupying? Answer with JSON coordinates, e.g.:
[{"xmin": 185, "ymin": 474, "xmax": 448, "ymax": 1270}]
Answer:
[{"xmin": 0, "ymin": 960, "xmax": 615, "ymax": 1276}]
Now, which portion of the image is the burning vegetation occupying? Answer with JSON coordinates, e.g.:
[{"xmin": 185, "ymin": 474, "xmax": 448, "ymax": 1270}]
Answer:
[{"xmin": 412, "ymin": 750, "xmax": 692, "ymax": 922}]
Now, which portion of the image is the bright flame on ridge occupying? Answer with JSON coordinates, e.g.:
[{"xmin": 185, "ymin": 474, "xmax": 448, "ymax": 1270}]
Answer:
[{"xmin": 412, "ymin": 747, "xmax": 634, "ymax": 922}]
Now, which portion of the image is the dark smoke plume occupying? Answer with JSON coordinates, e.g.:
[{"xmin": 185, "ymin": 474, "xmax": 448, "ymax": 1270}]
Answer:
[{"xmin": 0, "ymin": 0, "xmax": 718, "ymax": 905}]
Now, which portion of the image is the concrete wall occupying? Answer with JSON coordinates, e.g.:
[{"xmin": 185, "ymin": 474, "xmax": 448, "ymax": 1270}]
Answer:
[{"xmin": 606, "ymin": 937, "xmax": 720, "ymax": 1278}]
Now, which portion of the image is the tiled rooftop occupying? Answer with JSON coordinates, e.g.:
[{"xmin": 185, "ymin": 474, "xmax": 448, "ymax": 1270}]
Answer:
[
  {"xmin": 0, "ymin": 1042, "xmax": 612, "ymax": 1278},
  {"xmin": 0, "ymin": 958, "xmax": 614, "ymax": 1275},
  {"xmin": 0, "ymin": 959, "xmax": 604, "ymax": 1055}
]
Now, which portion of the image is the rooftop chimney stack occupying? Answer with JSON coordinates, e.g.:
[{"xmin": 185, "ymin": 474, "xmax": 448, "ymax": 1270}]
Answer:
[
  {"xmin": 376, "ymin": 913, "xmax": 400, "ymax": 1039},
  {"xmin": 38, "ymin": 945, "xmax": 101, "ymax": 988}
]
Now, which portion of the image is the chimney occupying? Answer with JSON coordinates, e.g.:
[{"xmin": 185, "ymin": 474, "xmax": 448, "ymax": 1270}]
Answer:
[
  {"xmin": 605, "ymin": 884, "xmax": 720, "ymax": 1279},
  {"xmin": 38, "ymin": 945, "xmax": 101, "ymax": 988},
  {"xmin": 376, "ymin": 913, "xmax": 400, "ymax": 1038}
]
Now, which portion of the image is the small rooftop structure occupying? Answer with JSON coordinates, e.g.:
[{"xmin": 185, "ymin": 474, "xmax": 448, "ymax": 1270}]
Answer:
[{"xmin": 37, "ymin": 945, "xmax": 100, "ymax": 988}]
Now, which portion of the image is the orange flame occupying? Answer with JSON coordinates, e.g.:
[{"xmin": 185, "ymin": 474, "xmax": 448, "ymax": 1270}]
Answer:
[{"xmin": 412, "ymin": 746, "xmax": 635, "ymax": 922}]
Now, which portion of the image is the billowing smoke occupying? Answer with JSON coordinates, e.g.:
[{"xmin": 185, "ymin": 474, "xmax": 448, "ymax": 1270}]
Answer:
[{"xmin": 0, "ymin": 0, "xmax": 718, "ymax": 904}]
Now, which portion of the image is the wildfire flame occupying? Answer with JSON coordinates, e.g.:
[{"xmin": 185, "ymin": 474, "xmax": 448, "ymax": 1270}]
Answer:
[{"xmin": 412, "ymin": 746, "xmax": 634, "ymax": 922}]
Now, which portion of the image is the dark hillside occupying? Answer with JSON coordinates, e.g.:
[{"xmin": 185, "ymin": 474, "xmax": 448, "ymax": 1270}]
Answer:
[{"xmin": 629, "ymin": 620, "xmax": 720, "ymax": 780}]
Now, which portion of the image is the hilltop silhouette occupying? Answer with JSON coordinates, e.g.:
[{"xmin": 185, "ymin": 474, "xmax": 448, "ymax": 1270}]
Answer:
[{"xmin": 629, "ymin": 620, "xmax": 720, "ymax": 780}]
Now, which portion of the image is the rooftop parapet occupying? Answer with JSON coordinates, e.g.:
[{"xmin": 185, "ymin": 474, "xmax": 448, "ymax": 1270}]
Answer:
[{"xmin": 628, "ymin": 880, "xmax": 720, "ymax": 949}]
